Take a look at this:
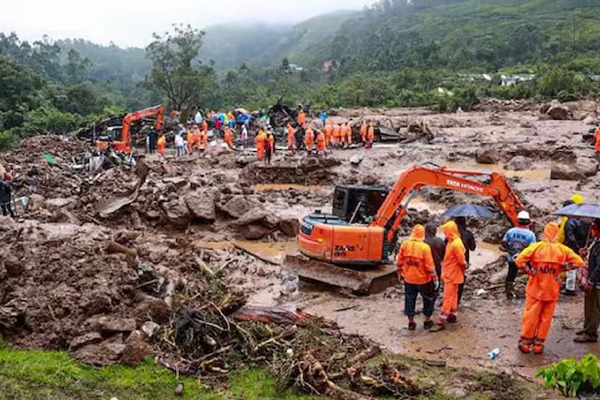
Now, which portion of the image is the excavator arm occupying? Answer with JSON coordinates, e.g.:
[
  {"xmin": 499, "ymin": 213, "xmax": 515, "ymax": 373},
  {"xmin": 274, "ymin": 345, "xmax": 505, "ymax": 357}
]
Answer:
[
  {"xmin": 120, "ymin": 105, "xmax": 166, "ymax": 152},
  {"xmin": 371, "ymin": 165, "xmax": 524, "ymax": 243}
]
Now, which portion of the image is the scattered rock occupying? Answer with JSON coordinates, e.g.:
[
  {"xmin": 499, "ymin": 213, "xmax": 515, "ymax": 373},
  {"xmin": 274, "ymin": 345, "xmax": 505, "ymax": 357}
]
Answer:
[
  {"xmin": 185, "ymin": 190, "xmax": 216, "ymax": 222},
  {"xmin": 504, "ymin": 156, "xmax": 532, "ymax": 171},
  {"xmin": 550, "ymin": 164, "xmax": 585, "ymax": 181},
  {"xmin": 476, "ymin": 149, "xmax": 501, "ymax": 164},
  {"xmin": 217, "ymin": 195, "xmax": 258, "ymax": 219},
  {"xmin": 3, "ymin": 257, "xmax": 24, "ymax": 278},
  {"xmin": 577, "ymin": 157, "xmax": 599, "ymax": 177},
  {"xmin": 279, "ymin": 219, "xmax": 300, "ymax": 237},
  {"xmin": 161, "ymin": 198, "xmax": 192, "ymax": 227},
  {"xmin": 69, "ymin": 332, "xmax": 104, "ymax": 351},
  {"xmin": 541, "ymin": 104, "xmax": 573, "ymax": 121},
  {"xmin": 93, "ymin": 317, "xmax": 137, "ymax": 333},
  {"xmin": 121, "ymin": 330, "xmax": 150, "ymax": 366},
  {"xmin": 350, "ymin": 155, "xmax": 363, "ymax": 167},
  {"xmin": 239, "ymin": 224, "xmax": 273, "ymax": 240},
  {"xmin": 141, "ymin": 321, "xmax": 160, "ymax": 338}
]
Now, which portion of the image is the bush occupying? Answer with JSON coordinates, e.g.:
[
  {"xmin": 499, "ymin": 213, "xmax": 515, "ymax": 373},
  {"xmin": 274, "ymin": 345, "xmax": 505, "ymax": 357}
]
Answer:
[{"xmin": 536, "ymin": 354, "xmax": 600, "ymax": 397}]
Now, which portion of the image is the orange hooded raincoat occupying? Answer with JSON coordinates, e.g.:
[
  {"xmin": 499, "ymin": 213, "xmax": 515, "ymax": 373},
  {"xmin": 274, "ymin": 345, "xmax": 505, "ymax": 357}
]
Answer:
[
  {"xmin": 438, "ymin": 221, "xmax": 466, "ymax": 323},
  {"xmin": 515, "ymin": 222, "xmax": 584, "ymax": 353},
  {"xmin": 396, "ymin": 225, "xmax": 438, "ymax": 285}
]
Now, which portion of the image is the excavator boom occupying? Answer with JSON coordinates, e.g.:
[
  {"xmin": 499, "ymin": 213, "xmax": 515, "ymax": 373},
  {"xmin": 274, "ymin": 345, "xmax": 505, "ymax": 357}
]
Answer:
[
  {"xmin": 291, "ymin": 165, "xmax": 525, "ymax": 294},
  {"xmin": 97, "ymin": 105, "xmax": 166, "ymax": 153}
]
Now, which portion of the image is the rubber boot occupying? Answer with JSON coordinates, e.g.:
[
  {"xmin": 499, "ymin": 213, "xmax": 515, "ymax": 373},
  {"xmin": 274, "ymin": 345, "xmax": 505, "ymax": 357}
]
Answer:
[{"xmin": 505, "ymin": 282, "xmax": 515, "ymax": 300}]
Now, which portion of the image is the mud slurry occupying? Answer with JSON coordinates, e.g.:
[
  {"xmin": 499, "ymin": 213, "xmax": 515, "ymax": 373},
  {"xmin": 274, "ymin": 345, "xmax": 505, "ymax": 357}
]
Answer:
[{"xmin": 1, "ymin": 100, "xmax": 599, "ymax": 398}]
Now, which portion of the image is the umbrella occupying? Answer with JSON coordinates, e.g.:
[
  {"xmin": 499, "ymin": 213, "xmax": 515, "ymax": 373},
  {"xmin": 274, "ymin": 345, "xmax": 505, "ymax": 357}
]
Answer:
[
  {"xmin": 442, "ymin": 204, "xmax": 494, "ymax": 219},
  {"xmin": 553, "ymin": 203, "xmax": 600, "ymax": 219}
]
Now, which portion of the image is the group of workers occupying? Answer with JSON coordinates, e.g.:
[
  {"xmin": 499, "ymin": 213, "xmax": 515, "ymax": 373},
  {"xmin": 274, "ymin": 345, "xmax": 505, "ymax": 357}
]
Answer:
[{"xmin": 397, "ymin": 198, "xmax": 600, "ymax": 354}]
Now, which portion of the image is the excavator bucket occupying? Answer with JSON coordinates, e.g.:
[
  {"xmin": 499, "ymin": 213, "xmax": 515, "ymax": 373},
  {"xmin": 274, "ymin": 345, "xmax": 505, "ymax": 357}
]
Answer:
[{"xmin": 285, "ymin": 254, "xmax": 398, "ymax": 295}]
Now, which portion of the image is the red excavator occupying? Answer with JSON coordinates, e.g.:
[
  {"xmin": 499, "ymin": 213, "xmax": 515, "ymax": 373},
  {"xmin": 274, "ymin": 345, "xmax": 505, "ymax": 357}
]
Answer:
[
  {"xmin": 96, "ymin": 105, "xmax": 166, "ymax": 153},
  {"xmin": 288, "ymin": 165, "xmax": 525, "ymax": 293}
]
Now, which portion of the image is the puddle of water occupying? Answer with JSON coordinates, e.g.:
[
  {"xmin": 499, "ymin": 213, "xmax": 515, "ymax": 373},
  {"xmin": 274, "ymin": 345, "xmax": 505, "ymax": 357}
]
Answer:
[
  {"xmin": 254, "ymin": 184, "xmax": 329, "ymax": 192},
  {"xmin": 444, "ymin": 162, "xmax": 550, "ymax": 180},
  {"xmin": 471, "ymin": 242, "xmax": 504, "ymax": 271},
  {"xmin": 233, "ymin": 240, "xmax": 298, "ymax": 264}
]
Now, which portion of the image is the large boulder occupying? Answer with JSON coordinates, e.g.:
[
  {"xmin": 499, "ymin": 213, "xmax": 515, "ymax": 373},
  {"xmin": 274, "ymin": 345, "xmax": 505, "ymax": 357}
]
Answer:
[
  {"xmin": 541, "ymin": 103, "xmax": 574, "ymax": 120},
  {"xmin": 184, "ymin": 189, "xmax": 216, "ymax": 222},
  {"xmin": 279, "ymin": 218, "xmax": 300, "ymax": 237},
  {"xmin": 476, "ymin": 149, "xmax": 501, "ymax": 164},
  {"xmin": 504, "ymin": 156, "xmax": 532, "ymax": 171},
  {"xmin": 577, "ymin": 157, "xmax": 599, "ymax": 177},
  {"xmin": 550, "ymin": 164, "xmax": 586, "ymax": 181},
  {"xmin": 161, "ymin": 198, "xmax": 192, "ymax": 227},
  {"xmin": 217, "ymin": 195, "xmax": 258, "ymax": 219}
]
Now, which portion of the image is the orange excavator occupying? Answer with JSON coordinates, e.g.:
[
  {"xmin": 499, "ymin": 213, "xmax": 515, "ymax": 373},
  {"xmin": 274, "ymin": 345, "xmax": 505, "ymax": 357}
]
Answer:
[
  {"xmin": 288, "ymin": 165, "xmax": 525, "ymax": 293},
  {"xmin": 96, "ymin": 105, "xmax": 166, "ymax": 153}
]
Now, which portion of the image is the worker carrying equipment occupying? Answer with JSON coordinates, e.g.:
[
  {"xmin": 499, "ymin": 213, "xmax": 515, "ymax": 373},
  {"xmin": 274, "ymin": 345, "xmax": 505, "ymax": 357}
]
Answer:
[
  {"xmin": 515, "ymin": 222, "xmax": 584, "ymax": 354},
  {"xmin": 397, "ymin": 224, "xmax": 438, "ymax": 330}
]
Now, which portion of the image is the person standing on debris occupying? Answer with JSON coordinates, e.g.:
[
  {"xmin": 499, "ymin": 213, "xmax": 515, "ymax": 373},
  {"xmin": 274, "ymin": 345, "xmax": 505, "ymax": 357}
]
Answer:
[
  {"xmin": 454, "ymin": 217, "xmax": 476, "ymax": 304},
  {"xmin": 0, "ymin": 173, "xmax": 15, "ymax": 218},
  {"xmin": 397, "ymin": 224, "xmax": 439, "ymax": 330},
  {"xmin": 333, "ymin": 123, "xmax": 341, "ymax": 147},
  {"xmin": 367, "ymin": 122, "xmax": 375, "ymax": 149},
  {"xmin": 256, "ymin": 128, "xmax": 267, "ymax": 161},
  {"xmin": 241, "ymin": 124, "xmax": 248, "ymax": 151},
  {"xmin": 324, "ymin": 122, "xmax": 333, "ymax": 149},
  {"xmin": 268, "ymin": 126, "xmax": 276, "ymax": 155},
  {"xmin": 264, "ymin": 131, "xmax": 274, "ymax": 166},
  {"xmin": 287, "ymin": 123, "xmax": 295, "ymax": 151},
  {"xmin": 224, "ymin": 126, "xmax": 234, "ymax": 149},
  {"xmin": 304, "ymin": 126, "xmax": 315, "ymax": 154},
  {"xmin": 361, "ymin": 120, "xmax": 368, "ymax": 143},
  {"xmin": 175, "ymin": 134, "xmax": 185, "ymax": 157},
  {"xmin": 345, "ymin": 123, "xmax": 353, "ymax": 146},
  {"xmin": 502, "ymin": 211, "xmax": 537, "ymax": 300},
  {"xmin": 147, "ymin": 126, "xmax": 158, "ymax": 154},
  {"xmin": 575, "ymin": 218, "xmax": 600, "ymax": 343},
  {"xmin": 297, "ymin": 108, "xmax": 306, "ymax": 128},
  {"xmin": 187, "ymin": 128, "xmax": 195, "ymax": 155},
  {"xmin": 316, "ymin": 129, "xmax": 326, "ymax": 156},
  {"xmin": 194, "ymin": 110, "xmax": 203, "ymax": 125},
  {"xmin": 594, "ymin": 125, "xmax": 600, "ymax": 155},
  {"xmin": 157, "ymin": 133, "xmax": 166, "ymax": 156},
  {"xmin": 515, "ymin": 222, "xmax": 584, "ymax": 354},
  {"xmin": 320, "ymin": 111, "xmax": 328, "ymax": 125},
  {"xmin": 192, "ymin": 125, "xmax": 201, "ymax": 151},
  {"xmin": 433, "ymin": 221, "xmax": 466, "ymax": 330},
  {"xmin": 214, "ymin": 117, "xmax": 222, "ymax": 138},
  {"xmin": 425, "ymin": 223, "xmax": 446, "ymax": 280}
]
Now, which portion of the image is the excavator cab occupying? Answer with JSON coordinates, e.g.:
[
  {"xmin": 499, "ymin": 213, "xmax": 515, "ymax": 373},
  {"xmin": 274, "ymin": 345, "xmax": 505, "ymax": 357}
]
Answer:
[{"xmin": 332, "ymin": 185, "xmax": 389, "ymax": 224}]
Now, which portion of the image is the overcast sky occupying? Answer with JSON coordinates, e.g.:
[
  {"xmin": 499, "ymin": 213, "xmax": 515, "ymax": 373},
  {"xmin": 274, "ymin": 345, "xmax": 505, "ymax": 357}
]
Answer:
[{"xmin": 0, "ymin": 0, "xmax": 370, "ymax": 48}]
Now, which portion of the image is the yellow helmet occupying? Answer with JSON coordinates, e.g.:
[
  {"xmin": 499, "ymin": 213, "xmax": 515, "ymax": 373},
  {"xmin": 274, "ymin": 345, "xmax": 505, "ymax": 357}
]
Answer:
[{"xmin": 570, "ymin": 194, "xmax": 585, "ymax": 204}]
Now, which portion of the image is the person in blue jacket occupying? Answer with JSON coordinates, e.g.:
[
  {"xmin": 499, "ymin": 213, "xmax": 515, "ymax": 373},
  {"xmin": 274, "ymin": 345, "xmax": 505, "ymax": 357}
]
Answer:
[{"xmin": 502, "ymin": 210, "xmax": 537, "ymax": 300}]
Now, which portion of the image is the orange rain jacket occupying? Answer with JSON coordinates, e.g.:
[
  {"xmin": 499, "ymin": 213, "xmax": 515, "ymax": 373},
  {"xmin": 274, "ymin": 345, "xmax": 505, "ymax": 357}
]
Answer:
[
  {"xmin": 304, "ymin": 128, "xmax": 314, "ymax": 149},
  {"xmin": 287, "ymin": 124, "xmax": 295, "ymax": 148},
  {"xmin": 367, "ymin": 124, "xmax": 375, "ymax": 142},
  {"xmin": 396, "ymin": 225, "xmax": 438, "ymax": 285},
  {"xmin": 297, "ymin": 111, "xmax": 306, "ymax": 127},
  {"xmin": 440, "ymin": 221, "xmax": 467, "ymax": 284},
  {"xmin": 595, "ymin": 127, "xmax": 600, "ymax": 152},
  {"xmin": 316, "ymin": 130, "xmax": 326, "ymax": 151},
  {"xmin": 515, "ymin": 222, "xmax": 585, "ymax": 302},
  {"xmin": 360, "ymin": 122, "xmax": 367, "ymax": 141}
]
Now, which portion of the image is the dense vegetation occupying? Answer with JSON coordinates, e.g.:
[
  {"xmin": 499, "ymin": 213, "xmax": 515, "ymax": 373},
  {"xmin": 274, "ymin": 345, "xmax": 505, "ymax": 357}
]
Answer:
[{"xmin": 2, "ymin": 0, "xmax": 600, "ymax": 147}]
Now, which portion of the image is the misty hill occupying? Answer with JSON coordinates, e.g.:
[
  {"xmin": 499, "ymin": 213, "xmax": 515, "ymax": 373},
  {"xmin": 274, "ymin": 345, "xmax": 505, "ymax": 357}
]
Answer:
[{"xmin": 199, "ymin": 10, "xmax": 358, "ymax": 70}]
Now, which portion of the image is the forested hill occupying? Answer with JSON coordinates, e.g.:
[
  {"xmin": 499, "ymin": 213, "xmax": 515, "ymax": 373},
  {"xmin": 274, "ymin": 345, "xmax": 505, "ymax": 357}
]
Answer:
[{"xmin": 328, "ymin": 0, "xmax": 600, "ymax": 73}]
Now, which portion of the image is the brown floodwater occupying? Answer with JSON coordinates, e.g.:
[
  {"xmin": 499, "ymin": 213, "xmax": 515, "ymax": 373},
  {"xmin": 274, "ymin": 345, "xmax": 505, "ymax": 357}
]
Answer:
[{"xmin": 444, "ymin": 162, "xmax": 551, "ymax": 180}]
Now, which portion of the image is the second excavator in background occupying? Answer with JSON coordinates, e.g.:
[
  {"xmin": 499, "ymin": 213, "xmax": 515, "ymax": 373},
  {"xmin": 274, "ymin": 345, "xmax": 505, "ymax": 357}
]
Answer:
[
  {"xmin": 287, "ymin": 165, "xmax": 526, "ymax": 293},
  {"xmin": 96, "ymin": 105, "xmax": 166, "ymax": 153}
]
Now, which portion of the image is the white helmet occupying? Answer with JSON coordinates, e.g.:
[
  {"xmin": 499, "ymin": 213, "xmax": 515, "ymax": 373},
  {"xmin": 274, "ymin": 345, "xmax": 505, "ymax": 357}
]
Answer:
[{"xmin": 517, "ymin": 210, "xmax": 530, "ymax": 221}]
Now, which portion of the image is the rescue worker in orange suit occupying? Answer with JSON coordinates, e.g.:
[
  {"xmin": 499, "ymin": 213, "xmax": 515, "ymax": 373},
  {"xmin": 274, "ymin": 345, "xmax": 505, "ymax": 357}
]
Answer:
[
  {"xmin": 192, "ymin": 125, "xmax": 201, "ymax": 151},
  {"xmin": 287, "ymin": 123, "xmax": 295, "ymax": 151},
  {"xmin": 224, "ymin": 126, "xmax": 234, "ymax": 149},
  {"xmin": 201, "ymin": 120, "xmax": 208, "ymax": 135},
  {"xmin": 316, "ymin": 129, "xmax": 326, "ymax": 156},
  {"xmin": 269, "ymin": 129, "xmax": 275, "ymax": 155},
  {"xmin": 324, "ymin": 123, "xmax": 334, "ymax": 148},
  {"xmin": 339, "ymin": 123, "xmax": 347, "ymax": 147},
  {"xmin": 157, "ymin": 133, "xmax": 166, "ymax": 156},
  {"xmin": 361, "ymin": 121, "xmax": 368, "ymax": 143},
  {"xmin": 345, "ymin": 123, "xmax": 353, "ymax": 145},
  {"xmin": 433, "ymin": 221, "xmax": 466, "ymax": 330},
  {"xmin": 255, "ymin": 129, "xmax": 267, "ymax": 161},
  {"xmin": 367, "ymin": 123, "xmax": 375, "ymax": 149},
  {"xmin": 297, "ymin": 109, "xmax": 306, "ymax": 128},
  {"xmin": 397, "ymin": 224, "xmax": 439, "ymax": 330},
  {"xmin": 515, "ymin": 222, "xmax": 584, "ymax": 354},
  {"xmin": 333, "ymin": 124, "xmax": 341, "ymax": 147},
  {"xmin": 304, "ymin": 126, "xmax": 315, "ymax": 154},
  {"xmin": 595, "ymin": 125, "xmax": 600, "ymax": 154},
  {"xmin": 187, "ymin": 129, "xmax": 195, "ymax": 154}
]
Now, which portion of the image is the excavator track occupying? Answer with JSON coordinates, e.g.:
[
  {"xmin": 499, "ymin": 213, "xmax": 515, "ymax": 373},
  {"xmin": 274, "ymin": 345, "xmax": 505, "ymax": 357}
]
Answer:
[{"xmin": 285, "ymin": 254, "xmax": 398, "ymax": 295}]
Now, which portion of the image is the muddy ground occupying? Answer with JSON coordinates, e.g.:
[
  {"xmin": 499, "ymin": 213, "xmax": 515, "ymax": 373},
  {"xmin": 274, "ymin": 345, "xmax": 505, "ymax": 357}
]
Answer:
[{"xmin": 1, "ymin": 100, "xmax": 600, "ymax": 397}]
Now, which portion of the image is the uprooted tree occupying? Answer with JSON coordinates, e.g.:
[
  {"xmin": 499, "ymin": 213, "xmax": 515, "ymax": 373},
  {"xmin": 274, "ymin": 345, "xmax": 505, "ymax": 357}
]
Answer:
[{"xmin": 145, "ymin": 24, "xmax": 216, "ymax": 111}]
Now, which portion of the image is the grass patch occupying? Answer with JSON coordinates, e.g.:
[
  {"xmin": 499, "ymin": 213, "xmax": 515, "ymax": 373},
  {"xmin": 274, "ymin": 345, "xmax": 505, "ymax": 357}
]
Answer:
[{"xmin": 0, "ymin": 343, "xmax": 317, "ymax": 400}]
